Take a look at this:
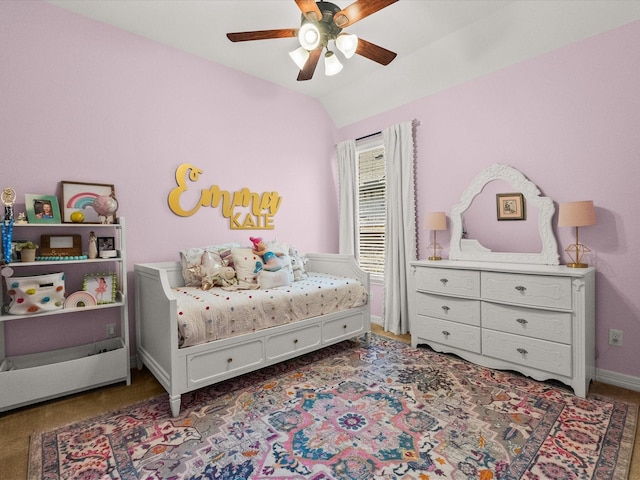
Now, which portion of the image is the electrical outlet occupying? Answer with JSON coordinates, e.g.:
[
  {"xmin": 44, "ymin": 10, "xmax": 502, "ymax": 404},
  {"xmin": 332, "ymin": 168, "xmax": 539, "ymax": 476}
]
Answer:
[
  {"xmin": 106, "ymin": 323, "xmax": 117, "ymax": 338},
  {"xmin": 609, "ymin": 329, "xmax": 623, "ymax": 347}
]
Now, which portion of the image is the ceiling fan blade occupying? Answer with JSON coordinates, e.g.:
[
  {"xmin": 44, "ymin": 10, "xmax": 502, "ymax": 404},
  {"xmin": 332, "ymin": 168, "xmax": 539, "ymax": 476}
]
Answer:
[
  {"xmin": 297, "ymin": 48, "xmax": 322, "ymax": 81},
  {"xmin": 356, "ymin": 38, "xmax": 397, "ymax": 66},
  {"xmin": 227, "ymin": 29, "xmax": 298, "ymax": 42},
  {"xmin": 333, "ymin": 0, "xmax": 398, "ymax": 28},
  {"xmin": 295, "ymin": 0, "xmax": 323, "ymax": 22}
]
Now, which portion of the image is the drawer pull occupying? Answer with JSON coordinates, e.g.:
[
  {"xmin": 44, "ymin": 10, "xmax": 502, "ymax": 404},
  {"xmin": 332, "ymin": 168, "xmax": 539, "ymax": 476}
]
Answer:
[
  {"xmin": 294, "ymin": 338, "xmax": 299, "ymax": 344},
  {"xmin": 227, "ymin": 358, "xmax": 233, "ymax": 363},
  {"xmin": 442, "ymin": 330, "xmax": 450, "ymax": 337},
  {"xmin": 516, "ymin": 318, "xmax": 528, "ymax": 325},
  {"xmin": 440, "ymin": 278, "xmax": 448, "ymax": 285},
  {"xmin": 515, "ymin": 285, "xmax": 526, "ymax": 292},
  {"xmin": 343, "ymin": 324, "xmax": 347, "ymax": 329},
  {"xmin": 441, "ymin": 306, "xmax": 450, "ymax": 312},
  {"xmin": 516, "ymin": 348, "xmax": 528, "ymax": 355}
]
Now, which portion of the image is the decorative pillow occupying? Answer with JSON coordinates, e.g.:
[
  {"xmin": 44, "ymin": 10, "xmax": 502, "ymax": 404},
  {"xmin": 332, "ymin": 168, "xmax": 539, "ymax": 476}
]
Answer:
[
  {"xmin": 258, "ymin": 267, "xmax": 292, "ymax": 289},
  {"xmin": 230, "ymin": 247, "xmax": 262, "ymax": 284},
  {"xmin": 266, "ymin": 240, "xmax": 294, "ymax": 283},
  {"xmin": 7, "ymin": 272, "xmax": 66, "ymax": 314},
  {"xmin": 180, "ymin": 242, "xmax": 240, "ymax": 286}
]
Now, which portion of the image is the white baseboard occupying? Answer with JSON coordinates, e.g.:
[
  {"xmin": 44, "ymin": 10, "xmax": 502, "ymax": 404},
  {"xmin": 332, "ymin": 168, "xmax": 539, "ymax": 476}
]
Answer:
[
  {"xmin": 370, "ymin": 315, "xmax": 382, "ymax": 326},
  {"xmin": 595, "ymin": 368, "xmax": 640, "ymax": 393}
]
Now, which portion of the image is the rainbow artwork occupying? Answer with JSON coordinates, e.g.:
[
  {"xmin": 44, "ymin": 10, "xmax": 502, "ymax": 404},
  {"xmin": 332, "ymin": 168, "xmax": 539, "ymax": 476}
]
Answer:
[
  {"xmin": 66, "ymin": 192, "xmax": 100, "ymax": 222},
  {"xmin": 66, "ymin": 192, "xmax": 99, "ymax": 210}
]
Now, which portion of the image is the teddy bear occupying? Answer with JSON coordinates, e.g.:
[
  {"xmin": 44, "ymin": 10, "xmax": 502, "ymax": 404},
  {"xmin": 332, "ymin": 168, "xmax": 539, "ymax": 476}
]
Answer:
[
  {"xmin": 201, "ymin": 266, "xmax": 237, "ymax": 290},
  {"xmin": 250, "ymin": 236, "xmax": 284, "ymax": 273}
]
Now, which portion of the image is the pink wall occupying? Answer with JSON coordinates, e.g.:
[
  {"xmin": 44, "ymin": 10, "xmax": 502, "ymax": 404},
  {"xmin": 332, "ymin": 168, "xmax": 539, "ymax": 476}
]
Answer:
[
  {"xmin": 340, "ymin": 20, "xmax": 640, "ymax": 379},
  {"xmin": 3, "ymin": 1, "xmax": 640, "ymax": 382},
  {"xmin": 1, "ymin": 2, "xmax": 339, "ymax": 356}
]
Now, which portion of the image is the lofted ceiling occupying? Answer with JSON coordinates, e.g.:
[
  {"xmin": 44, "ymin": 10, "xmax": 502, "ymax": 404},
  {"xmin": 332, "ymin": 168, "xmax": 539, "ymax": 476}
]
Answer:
[{"xmin": 47, "ymin": 0, "xmax": 640, "ymax": 127}]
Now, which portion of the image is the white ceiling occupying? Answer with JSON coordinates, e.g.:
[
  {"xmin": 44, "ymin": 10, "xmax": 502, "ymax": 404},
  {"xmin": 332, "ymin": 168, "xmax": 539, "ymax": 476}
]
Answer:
[{"xmin": 47, "ymin": 0, "xmax": 640, "ymax": 127}]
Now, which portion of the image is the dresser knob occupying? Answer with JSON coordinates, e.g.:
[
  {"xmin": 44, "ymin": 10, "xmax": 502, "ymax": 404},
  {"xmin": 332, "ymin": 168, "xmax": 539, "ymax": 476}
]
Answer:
[
  {"xmin": 516, "ymin": 348, "xmax": 528, "ymax": 355},
  {"xmin": 515, "ymin": 285, "xmax": 526, "ymax": 292},
  {"xmin": 227, "ymin": 358, "xmax": 233, "ymax": 363},
  {"xmin": 294, "ymin": 338, "xmax": 299, "ymax": 344},
  {"xmin": 442, "ymin": 330, "xmax": 450, "ymax": 337},
  {"xmin": 440, "ymin": 278, "xmax": 448, "ymax": 285},
  {"xmin": 441, "ymin": 306, "xmax": 450, "ymax": 312},
  {"xmin": 516, "ymin": 318, "xmax": 528, "ymax": 325}
]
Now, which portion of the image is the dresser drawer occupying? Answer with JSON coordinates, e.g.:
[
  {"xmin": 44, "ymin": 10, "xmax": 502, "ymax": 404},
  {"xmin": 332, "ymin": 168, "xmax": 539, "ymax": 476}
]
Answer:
[
  {"xmin": 482, "ymin": 272, "xmax": 572, "ymax": 310},
  {"xmin": 414, "ymin": 267, "xmax": 480, "ymax": 297},
  {"xmin": 482, "ymin": 302, "xmax": 571, "ymax": 344},
  {"xmin": 482, "ymin": 330, "xmax": 571, "ymax": 376},
  {"xmin": 413, "ymin": 315, "xmax": 481, "ymax": 354},
  {"xmin": 415, "ymin": 292, "xmax": 480, "ymax": 326},
  {"xmin": 187, "ymin": 339, "xmax": 264, "ymax": 387},
  {"xmin": 323, "ymin": 311, "xmax": 366, "ymax": 343},
  {"xmin": 266, "ymin": 324, "xmax": 321, "ymax": 361}
]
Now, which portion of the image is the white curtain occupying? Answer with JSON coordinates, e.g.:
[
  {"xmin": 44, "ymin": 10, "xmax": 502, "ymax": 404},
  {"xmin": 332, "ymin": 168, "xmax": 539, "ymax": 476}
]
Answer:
[
  {"xmin": 382, "ymin": 122, "xmax": 417, "ymax": 334},
  {"xmin": 336, "ymin": 139, "xmax": 357, "ymax": 255}
]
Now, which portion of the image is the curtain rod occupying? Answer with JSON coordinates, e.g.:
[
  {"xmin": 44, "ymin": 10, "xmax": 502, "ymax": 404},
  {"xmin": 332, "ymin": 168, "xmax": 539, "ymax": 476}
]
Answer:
[
  {"xmin": 356, "ymin": 131, "xmax": 381, "ymax": 141},
  {"xmin": 355, "ymin": 120, "xmax": 420, "ymax": 141}
]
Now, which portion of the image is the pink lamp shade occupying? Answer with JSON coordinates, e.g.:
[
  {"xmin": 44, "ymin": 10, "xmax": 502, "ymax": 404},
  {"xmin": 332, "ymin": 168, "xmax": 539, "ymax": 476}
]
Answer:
[
  {"xmin": 425, "ymin": 212, "xmax": 447, "ymax": 231},
  {"xmin": 558, "ymin": 201, "xmax": 596, "ymax": 227}
]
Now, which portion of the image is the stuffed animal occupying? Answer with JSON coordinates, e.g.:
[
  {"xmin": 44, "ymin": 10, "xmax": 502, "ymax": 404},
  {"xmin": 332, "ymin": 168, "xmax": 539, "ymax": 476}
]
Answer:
[
  {"xmin": 202, "ymin": 266, "xmax": 237, "ymax": 290},
  {"xmin": 250, "ymin": 236, "xmax": 284, "ymax": 273},
  {"xmin": 289, "ymin": 246, "xmax": 308, "ymax": 281}
]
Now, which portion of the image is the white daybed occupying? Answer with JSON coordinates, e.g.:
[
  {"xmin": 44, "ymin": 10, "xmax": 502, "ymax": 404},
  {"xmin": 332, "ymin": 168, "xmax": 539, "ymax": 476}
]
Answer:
[{"xmin": 134, "ymin": 253, "xmax": 370, "ymax": 417}]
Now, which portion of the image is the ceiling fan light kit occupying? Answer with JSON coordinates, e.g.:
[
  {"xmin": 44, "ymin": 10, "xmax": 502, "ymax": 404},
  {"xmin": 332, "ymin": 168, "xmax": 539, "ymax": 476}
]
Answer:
[
  {"xmin": 324, "ymin": 50, "xmax": 343, "ymax": 76},
  {"xmin": 227, "ymin": 0, "xmax": 398, "ymax": 81}
]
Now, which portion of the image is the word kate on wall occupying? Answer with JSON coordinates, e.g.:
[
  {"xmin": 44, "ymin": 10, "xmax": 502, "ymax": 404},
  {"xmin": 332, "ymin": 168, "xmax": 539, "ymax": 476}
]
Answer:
[{"xmin": 168, "ymin": 163, "xmax": 282, "ymax": 230}]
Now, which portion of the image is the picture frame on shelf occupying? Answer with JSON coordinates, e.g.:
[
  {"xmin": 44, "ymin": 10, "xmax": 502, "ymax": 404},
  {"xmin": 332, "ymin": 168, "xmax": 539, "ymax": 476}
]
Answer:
[
  {"xmin": 40, "ymin": 234, "xmax": 82, "ymax": 257},
  {"xmin": 24, "ymin": 194, "xmax": 62, "ymax": 223},
  {"xmin": 496, "ymin": 193, "xmax": 526, "ymax": 221},
  {"xmin": 83, "ymin": 273, "xmax": 117, "ymax": 304},
  {"xmin": 97, "ymin": 236, "xmax": 117, "ymax": 258},
  {"xmin": 60, "ymin": 181, "xmax": 116, "ymax": 224}
]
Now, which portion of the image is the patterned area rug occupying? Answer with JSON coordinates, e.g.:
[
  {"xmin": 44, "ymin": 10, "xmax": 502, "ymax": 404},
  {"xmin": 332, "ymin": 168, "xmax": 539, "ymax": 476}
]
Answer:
[{"xmin": 30, "ymin": 335, "xmax": 637, "ymax": 479}]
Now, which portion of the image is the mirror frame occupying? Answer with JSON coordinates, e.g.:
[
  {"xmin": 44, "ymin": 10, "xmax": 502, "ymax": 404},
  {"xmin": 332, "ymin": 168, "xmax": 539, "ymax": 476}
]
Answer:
[{"xmin": 449, "ymin": 163, "xmax": 560, "ymax": 265}]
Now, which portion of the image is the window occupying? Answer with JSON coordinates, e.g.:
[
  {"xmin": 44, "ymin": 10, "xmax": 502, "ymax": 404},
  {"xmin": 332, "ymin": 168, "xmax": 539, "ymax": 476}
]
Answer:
[{"xmin": 356, "ymin": 140, "xmax": 386, "ymax": 277}]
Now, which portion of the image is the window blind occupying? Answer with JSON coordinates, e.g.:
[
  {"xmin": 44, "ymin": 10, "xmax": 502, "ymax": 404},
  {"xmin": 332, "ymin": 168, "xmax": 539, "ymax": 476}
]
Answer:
[{"xmin": 357, "ymin": 146, "xmax": 386, "ymax": 275}]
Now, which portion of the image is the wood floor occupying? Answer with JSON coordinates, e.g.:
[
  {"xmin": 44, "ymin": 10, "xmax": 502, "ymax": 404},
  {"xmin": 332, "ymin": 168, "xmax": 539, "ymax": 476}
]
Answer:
[{"xmin": 1, "ymin": 324, "xmax": 638, "ymax": 479}]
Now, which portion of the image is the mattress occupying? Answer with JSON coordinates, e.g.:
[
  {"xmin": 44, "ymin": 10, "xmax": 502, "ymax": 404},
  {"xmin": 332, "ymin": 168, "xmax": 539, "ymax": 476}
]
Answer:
[{"xmin": 175, "ymin": 272, "xmax": 368, "ymax": 348}]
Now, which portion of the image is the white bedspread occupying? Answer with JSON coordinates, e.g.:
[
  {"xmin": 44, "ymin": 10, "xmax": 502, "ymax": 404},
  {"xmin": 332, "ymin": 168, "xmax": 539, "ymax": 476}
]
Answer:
[{"xmin": 175, "ymin": 272, "xmax": 368, "ymax": 348}]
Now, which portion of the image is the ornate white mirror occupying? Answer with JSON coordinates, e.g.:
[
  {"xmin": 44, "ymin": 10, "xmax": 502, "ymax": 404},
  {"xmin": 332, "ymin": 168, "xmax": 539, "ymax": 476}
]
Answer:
[{"xmin": 449, "ymin": 164, "xmax": 560, "ymax": 265}]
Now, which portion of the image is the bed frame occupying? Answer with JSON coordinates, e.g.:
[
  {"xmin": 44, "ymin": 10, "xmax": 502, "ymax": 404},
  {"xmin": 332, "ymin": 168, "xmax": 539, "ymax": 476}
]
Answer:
[{"xmin": 134, "ymin": 253, "xmax": 371, "ymax": 417}]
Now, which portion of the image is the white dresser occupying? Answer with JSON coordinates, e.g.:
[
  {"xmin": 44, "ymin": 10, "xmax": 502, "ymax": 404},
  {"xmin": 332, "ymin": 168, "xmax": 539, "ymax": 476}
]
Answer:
[{"xmin": 409, "ymin": 259, "xmax": 595, "ymax": 397}]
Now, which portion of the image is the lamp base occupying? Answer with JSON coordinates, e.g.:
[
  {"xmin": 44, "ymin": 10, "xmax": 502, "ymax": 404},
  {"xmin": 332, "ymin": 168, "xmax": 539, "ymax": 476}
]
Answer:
[
  {"xmin": 428, "ymin": 256, "xmax": 442, "ymax": 261},
  {"xmin": 566, "ymin": 262, "xmax": 589, "ymax": 268}
]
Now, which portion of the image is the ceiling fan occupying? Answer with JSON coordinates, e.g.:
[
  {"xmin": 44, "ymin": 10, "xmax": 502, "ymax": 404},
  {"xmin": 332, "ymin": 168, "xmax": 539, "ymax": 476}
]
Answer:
[{"xmin": 226, "ymin": 0, "xmax": 398, "ymax": 81}]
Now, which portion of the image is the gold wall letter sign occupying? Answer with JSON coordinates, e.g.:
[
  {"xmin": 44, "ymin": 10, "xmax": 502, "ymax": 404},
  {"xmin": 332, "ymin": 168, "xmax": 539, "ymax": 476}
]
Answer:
[{"xmin": 168, "ymin": 163, "xmax": 282, "ymax": 230}]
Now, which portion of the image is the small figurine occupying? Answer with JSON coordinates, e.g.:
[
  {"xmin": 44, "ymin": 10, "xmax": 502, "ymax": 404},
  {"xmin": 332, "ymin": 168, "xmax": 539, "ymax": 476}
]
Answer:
[
  {"xmin": 15, "ymin": 212, "xmax": 27, "ymax": 224},
  {"xmin": 88, "ymin": 231, "xmax": 98, "ymax": 259}
]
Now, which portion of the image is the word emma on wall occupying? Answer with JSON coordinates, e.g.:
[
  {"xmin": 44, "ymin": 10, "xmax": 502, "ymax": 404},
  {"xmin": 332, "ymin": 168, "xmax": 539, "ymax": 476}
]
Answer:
[{"xmin": 168, "ymin": 163, "xmax": 282, "ymax": 230}]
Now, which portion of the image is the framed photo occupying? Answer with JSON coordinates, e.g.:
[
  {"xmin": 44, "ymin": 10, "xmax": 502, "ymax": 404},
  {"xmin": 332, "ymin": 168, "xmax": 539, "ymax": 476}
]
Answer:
[
  {"xmin": 25, "ymin": 194, "xmax": 62, "ymax": 223},
  {"xmin": 40, "ymin": 234, "xmax": 82, "ymax": 257},
  {"xmin": 60, "ymin": 181, "xmax": 116, "ymax": 223},
  {"xmin": 83, "ymin": 273, "xmax": 117, "ymax": 304},
  {"xmin": 496, "ymin": 193, "xmax": 526, "ymax": 221},
  {"xmin": 97, "ymin": 236, "xmax": 117, "ymax": 258}
]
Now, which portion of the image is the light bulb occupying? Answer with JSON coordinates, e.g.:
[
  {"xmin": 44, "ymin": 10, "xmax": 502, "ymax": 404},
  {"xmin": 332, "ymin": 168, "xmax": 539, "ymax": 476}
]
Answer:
[{"xmin": 298, "ymin": 23, "xmax": 320, "ymax": 50}]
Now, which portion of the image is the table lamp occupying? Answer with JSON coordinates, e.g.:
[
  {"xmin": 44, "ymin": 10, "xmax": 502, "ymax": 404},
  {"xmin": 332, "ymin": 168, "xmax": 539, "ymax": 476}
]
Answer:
[
  {"xmin": 425, "ymin": 212, "xmax": 447, "ymax": 260},
  {"xmin": 558, "ymin": 200, "xmax": 596, "ymax": 268}
]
